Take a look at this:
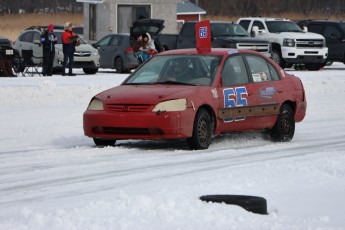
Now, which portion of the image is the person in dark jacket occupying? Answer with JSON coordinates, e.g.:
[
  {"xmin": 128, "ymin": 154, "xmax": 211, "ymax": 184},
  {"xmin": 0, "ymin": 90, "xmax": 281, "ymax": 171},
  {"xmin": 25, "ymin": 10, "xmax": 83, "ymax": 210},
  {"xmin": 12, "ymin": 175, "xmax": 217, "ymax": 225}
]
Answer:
[
  {"xmin": 40, "ymin": 24, "xmax": 57, "ymax": 76},
  {"xmin": 61, "ymin": 22, "xmax": 79, "ymax": 76}
]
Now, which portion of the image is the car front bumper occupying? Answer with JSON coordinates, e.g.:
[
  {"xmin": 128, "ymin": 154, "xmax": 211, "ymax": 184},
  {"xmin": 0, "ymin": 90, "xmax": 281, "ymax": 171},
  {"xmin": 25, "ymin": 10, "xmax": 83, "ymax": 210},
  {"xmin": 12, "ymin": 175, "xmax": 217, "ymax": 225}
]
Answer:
[{"xmin": 83, "ymin": 109, "xmax": 195, "ymax": 140}]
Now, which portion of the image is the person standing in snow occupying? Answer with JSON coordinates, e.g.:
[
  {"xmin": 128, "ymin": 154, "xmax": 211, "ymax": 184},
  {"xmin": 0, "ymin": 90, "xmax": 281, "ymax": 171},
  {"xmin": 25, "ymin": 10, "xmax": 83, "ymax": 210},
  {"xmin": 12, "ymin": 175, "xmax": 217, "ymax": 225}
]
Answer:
[
  {"xmin": 61, "ymin": 22, "xmax": 79, "ymax": 76},
  {"xmin": 40, "ymin": 24, "xmax": 57, "ymax": 76}
]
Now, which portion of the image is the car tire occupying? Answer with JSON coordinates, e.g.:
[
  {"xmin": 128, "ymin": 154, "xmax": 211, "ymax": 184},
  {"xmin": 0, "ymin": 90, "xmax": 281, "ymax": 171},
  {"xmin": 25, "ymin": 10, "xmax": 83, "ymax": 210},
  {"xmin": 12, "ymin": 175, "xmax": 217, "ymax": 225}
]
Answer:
[
  {"xmin": 13, "ymin": 52, "xmax": 24, "ymax": 73},
  {"xmin": 93, "ymin": 138, "xmax": 116, "ymax": 147},
  {"xmin": 268, "ymin": 104, "xmax": 295, "ymax": 142},
  {"xmin": 187, "ymin": 108, "xmax": 212, "ymax": 150},
  {"xmin": 200, "ymin": 195, "xmax": 268, "ymax": 215},
  {"xmin": 271, "ymin": 49, "xmax": 286, "ymax": 69},
  {"xmin": 83, "ymin": 68, "xmax": 98, "ymax": 74},
  {"xmin": 115, "ymin": 57, "xmax": 125, "ymax": 73},
  {"xmin": 304, "ymin": 63, "xmax": 324, "ymax": 71}
]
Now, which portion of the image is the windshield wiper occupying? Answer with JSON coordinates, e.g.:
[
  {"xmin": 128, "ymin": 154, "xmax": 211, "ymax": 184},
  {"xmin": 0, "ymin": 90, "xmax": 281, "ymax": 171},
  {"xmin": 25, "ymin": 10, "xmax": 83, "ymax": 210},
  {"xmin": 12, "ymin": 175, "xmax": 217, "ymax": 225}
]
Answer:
[
  {"xmin": 156, "ymin": 81, "xmax": 196, "ymax": 86},
  {"xmin": 123, "ymin": 82, "xmax": 153, "ymax": 85}
]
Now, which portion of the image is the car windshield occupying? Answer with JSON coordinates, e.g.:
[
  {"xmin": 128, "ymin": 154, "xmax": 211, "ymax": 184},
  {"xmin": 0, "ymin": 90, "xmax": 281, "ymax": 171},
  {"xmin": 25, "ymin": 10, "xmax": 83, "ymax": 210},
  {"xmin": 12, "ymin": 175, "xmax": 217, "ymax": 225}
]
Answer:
[
  {"xmin": 124, "ymin": 55, "xmax": 222, "ymax": 86},
  {"xmin": 211, "ymin": 24, "xmax": 250, "ymax": 37},
  {"xmin": 266, "ymin": 21, "xmax": 303, "ymax": 33}
]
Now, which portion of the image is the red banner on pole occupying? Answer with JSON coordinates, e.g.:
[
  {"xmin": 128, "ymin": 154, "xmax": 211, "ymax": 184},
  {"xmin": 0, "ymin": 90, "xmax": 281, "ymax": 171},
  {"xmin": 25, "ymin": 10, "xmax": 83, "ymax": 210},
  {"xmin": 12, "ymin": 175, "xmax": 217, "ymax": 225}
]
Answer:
[{"xmin": 195, "ymin": 20, "xmax": 211, "ymax": 54}]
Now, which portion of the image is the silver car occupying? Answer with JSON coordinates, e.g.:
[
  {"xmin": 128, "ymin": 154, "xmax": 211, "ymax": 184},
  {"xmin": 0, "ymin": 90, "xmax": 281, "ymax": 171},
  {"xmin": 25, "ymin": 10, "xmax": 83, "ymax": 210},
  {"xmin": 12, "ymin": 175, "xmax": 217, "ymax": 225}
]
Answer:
[{"xmin": 13, "ymin": 27, "xmax": 100, "ymax": 74}]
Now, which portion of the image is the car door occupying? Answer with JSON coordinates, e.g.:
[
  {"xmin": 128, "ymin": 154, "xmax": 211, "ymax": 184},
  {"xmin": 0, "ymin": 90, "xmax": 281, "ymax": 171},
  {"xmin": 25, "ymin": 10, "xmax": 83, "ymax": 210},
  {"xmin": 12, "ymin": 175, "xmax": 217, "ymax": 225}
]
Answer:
[
  {"xmin": 242, "ymin": 54, "xmax": 284, "ymax": 128},
  {"xmin": 32, "ymin": 31, "xmax": 43, "ymax": 61},
  {"xmin": 323, "ymin": 25, "xmax": 344, "ymax": 61},
  {"xmin": 217, "ymin": 54, "xmax": 253, "ymax": 132},
  {"xmin": 217, "ymin": 54, "xmax": 283, "ymax": 132},
  {"xmin": 96, "ymin": 35, "xmax": 113, "ymax": 67}
]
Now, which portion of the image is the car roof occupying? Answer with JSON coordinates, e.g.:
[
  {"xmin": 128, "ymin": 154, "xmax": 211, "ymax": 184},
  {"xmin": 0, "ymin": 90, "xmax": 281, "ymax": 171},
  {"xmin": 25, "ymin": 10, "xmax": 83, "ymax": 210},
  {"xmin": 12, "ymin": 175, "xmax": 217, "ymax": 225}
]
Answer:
[
  {"xmin": 239, "ymin": 17, "xmax": 290, "ymax": 22},
  {"xmin": 305, "ymin": 20, "xmax": 345, "ymax": 23}
]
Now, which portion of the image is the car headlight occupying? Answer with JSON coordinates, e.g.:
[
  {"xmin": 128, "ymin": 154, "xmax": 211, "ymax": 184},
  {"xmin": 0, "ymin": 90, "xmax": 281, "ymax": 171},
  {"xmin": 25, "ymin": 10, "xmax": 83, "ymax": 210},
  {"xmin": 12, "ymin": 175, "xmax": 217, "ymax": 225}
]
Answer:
[
  {"xmin": 93, "ymin": 52, "xmax": 99, "ymax": 56},
  {"xmin": 152, "ymin": 99, "xmax": 187, "ymax": 112},
  {"xmin": 87, "ymin": 98, "xmax": 104, "ymax": 110},
  {"xmin": 283, "ymin": 38, "xmax": 295, "ymax": 47}
]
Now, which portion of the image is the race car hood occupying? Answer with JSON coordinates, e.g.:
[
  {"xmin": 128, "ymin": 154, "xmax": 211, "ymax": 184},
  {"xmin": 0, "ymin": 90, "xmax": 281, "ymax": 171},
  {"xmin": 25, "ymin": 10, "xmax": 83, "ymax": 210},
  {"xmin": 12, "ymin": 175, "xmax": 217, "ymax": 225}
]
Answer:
[{"xmin": 98, "ymin": 85, "xmax": 200, "ymax": 105}]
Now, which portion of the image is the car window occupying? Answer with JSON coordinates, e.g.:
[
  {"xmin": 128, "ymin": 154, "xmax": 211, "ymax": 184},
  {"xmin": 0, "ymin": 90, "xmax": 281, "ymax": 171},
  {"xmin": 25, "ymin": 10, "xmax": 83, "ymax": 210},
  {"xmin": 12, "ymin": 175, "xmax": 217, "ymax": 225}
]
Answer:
[
  {"xmin": 54, "ymin": 32, "xmax": 63, "ymax": 44},
  {"xmin": 211, "ymin": 24, "xmax": 249, "ymax": 37},
  {"xmin": 98, "ymin": 35, "xmax": 112, "ymax": 46},
  {"xmin": 20, "ymin": 31, "xmax": 34, "ymax": 43},
  {"xmin": 221, "ymin": 55, "xmax": 249, "ymax": 86},
  {"xmin": 180, "ymin": 23, "xmax": 195, "ymax": 38},
  {"xmin": 125, "ymin": 55, "xmax": 221, "ymax": 86},
  {"xmin": 33, "ymin": 32, "xmax": 41, "ymax": 42},
  {"xmin": 268, "ymin": 62, "xmax": 280, "ymax": 80},
  {"xmin": 308, "ymin": 24, "xmax": 323, "ymax": 34},
  {"xmin": 245, "ymin": 55, "xmax": 275, "ymax": 82},
  {"xmin": 253, "ymin": 21, "xmax": 265, "ymax": 30},
  {"xmin": 266, "ymin": 21, "xmax": 302, "ymax": 33},
  {"xmin": 239, "ymin": 20, "xmax": 251, "ymax": 31},
  {"xmin": 324, "ymin": 26, "xmax": 342, "ymax": 39},
  {"xmin": 110, "ymin": 36, "xmax": 122, "ymax": 46}
]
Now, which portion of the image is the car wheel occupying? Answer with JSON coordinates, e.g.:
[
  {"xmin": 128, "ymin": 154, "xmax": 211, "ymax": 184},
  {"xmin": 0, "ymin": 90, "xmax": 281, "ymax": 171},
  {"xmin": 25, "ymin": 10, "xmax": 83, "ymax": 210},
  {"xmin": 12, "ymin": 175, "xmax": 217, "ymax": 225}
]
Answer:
[
  {"xmin": 83, "ymin": 68, "xmax": 98, "ymax": 74},
  {"xmin": 268, "ymin": 104, "xmax": 295, "ymax": 142},
  {"xmin": 13, "ymin": 52, "xmax": 24, "ymax": 73},
  {"xmin": 114, "ymin": 57, "xmax": 125, "ymax": 73},
  {"xmin": 304, "ymin": 63, "xmax": 324, "ymax": 71},
  {"xmin": 93, "ymin": 138, "xmax": 116, "ymax": 147},
  {"xmin": 187, "ymin": 108, "xmax": 212, "ymax": 150},
  {"xmin": 271, "ymin": 49, "xmax": 286, "ymax": 68},
  {"xmin": 200, "ymin": 195, "xmax": 268, "ymax": 215}
]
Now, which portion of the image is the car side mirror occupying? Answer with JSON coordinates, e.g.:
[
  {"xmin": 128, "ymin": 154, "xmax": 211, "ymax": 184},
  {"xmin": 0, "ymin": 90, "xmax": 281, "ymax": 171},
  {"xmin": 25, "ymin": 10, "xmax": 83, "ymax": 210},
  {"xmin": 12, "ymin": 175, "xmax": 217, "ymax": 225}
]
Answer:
[{"xmin": 252, "ymin": 26, "xmax": 264, "ymax": 36}]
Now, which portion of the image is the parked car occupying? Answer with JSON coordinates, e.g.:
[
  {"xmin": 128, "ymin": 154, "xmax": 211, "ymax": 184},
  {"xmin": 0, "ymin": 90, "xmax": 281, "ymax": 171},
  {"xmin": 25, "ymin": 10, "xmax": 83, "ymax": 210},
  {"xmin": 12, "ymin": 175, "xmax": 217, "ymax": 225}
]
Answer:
[
  {"xmin": 12, "ymin": 27, "xmax": 100, "ymax": 74},
  {"xmin": 296, "ymin": 20, "xmax": 345, "ymax": 65},
  {"xmin": 0, "ymin": 35, "xmax": 15, "ymax": 76},
  {"xmin": 0, "ymin": 35, "xmax": 14, "ymax": 61},
  {"xmin": 238, "ymin": 17, "xmax": 328, "ymax": 70},
  {"xmin": 92, "ymin": 33, "xmax": 139, "ymax": 73},
  {"xmin": 83, "ymin": 47, "xmax": 307, "ymax": 149}
]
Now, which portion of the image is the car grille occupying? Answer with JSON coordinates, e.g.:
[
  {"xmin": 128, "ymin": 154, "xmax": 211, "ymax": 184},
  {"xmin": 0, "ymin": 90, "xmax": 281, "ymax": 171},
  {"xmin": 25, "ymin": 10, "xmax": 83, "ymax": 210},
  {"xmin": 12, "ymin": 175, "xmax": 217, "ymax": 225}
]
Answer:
[
  {"xmin": 106, "ymin": 104, "xmax": 151, "ymax": 113},
  {"xmin": 296, "ymin": 39, "xmax": 324, "ymax": 48},
  {"xmin": 236, "ymin": 43, "xmax": 270, "ymax": 53},
  {"xmin": 102, "ymin": 127, "xmax": 164, "ymax": 135},
  {"xmin": 74, "ymin": 51, "xmax": 91, "ymax": 57}
]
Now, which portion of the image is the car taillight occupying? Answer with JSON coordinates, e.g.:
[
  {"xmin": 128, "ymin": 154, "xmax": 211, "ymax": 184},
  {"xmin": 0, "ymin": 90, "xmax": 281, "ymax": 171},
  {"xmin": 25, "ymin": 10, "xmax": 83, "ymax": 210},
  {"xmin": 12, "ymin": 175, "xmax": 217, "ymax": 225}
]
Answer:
[
  {"xmin": 125, "ymin": 47, "xmax": 133, "ymax": 53},
  {"xmin": 12, "ymin": 41, "xmax": 16, "ymax": 45}
]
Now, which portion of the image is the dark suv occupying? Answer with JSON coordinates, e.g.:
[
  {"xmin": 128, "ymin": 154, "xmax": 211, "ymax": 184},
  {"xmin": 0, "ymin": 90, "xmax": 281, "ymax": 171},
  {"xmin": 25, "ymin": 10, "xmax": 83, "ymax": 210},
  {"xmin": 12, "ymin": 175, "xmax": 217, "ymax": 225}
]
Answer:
[
  {"xmin": 0, "ymin": 35, "xmax": 14, "ymax": 61},
  {"xmin": 298, "ymin": 20, "xmax": 345, "ymax": 64}
]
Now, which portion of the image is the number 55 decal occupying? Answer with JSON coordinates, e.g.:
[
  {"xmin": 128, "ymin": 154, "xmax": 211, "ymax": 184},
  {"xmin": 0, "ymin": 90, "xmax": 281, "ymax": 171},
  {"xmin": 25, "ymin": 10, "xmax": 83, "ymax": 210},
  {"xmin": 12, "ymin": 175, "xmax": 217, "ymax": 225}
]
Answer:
[{"xmin": 223, "ymin": 87, "xmax": 248, "ymax": 122}]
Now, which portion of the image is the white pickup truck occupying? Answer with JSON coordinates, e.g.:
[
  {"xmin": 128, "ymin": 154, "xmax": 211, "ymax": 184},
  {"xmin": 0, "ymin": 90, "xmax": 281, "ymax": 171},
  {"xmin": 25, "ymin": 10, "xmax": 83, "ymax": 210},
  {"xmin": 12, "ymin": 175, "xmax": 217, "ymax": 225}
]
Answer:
[{"xmin": 237, "ymin": 17, "xmax": 328, "ymax": 70}]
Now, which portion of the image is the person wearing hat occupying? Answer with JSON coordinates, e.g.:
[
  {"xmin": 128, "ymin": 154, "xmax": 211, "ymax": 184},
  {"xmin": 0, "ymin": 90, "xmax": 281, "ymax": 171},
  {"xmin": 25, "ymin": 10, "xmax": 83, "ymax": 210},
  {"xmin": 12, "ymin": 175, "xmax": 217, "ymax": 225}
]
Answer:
[
  {"xmin": 40, "ymin": 24, "xmax": 57, "ymax": 76},
  {"xmin": 61, "ymin": 22, "xmax": 79, "ymax": 76}
]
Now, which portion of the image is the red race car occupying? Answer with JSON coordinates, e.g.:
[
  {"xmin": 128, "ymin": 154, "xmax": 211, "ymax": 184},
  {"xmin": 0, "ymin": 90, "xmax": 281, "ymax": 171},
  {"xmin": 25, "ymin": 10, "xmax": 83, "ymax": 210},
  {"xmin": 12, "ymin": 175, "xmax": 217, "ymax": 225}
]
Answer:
[{"xmin": 83, "ymin": 21, "xmax": 306, "ymax": 150}]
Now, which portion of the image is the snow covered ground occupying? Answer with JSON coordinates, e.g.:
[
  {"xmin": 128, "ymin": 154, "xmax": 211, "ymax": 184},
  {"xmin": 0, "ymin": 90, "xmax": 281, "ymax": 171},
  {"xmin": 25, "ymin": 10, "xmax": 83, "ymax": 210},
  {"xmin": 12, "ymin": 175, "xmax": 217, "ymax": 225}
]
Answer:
[{"xmin": 0, "ymin": 63, "xmax": 345, "ymax": 230}]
